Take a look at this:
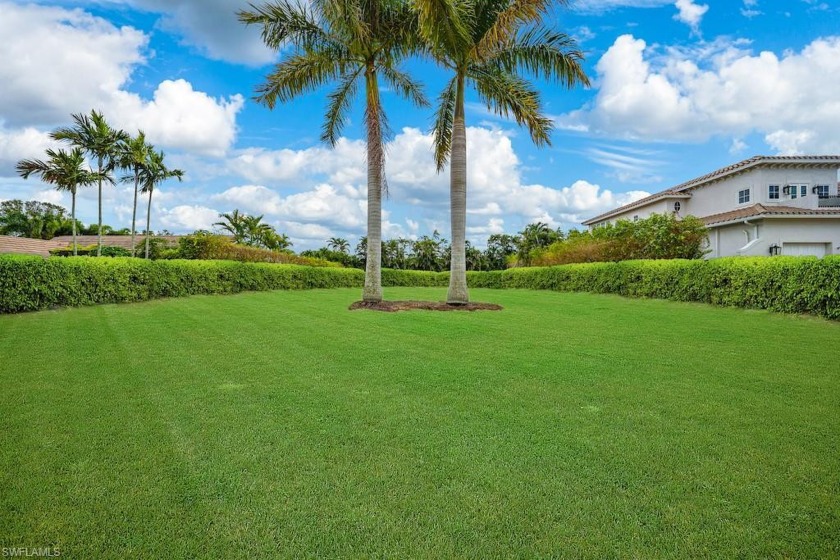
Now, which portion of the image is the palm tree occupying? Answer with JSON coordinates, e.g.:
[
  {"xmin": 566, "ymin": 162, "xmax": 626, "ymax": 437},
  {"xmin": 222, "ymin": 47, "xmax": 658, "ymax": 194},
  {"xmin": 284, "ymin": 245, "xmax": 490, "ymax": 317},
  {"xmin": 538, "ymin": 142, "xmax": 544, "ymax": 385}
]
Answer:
[
  {"xmin": 118, "ymin": 131, "xmax": 153, "ymax": 257},
  {"xmin": 51, "ymin": 110, "xmax": 130, "ymax": 256},
  {"xmin": 417, "ymin": 0, "xmax": 589, "ymax": 302},
  {"xmin": 16, "ymin": 148, "xmax": 106, "ymax": 255},
  {"xmin": 239, "ymin": 0, "xmax": 428, "ymax": 303},
  {"xmin": 139, "ymin": 149, "xmax": 184, "ymax": 259},
  {"xmin": 214, "ymin": 209, "xmax": 250, "ymax": 244},
  {"xmin": 327, "ymin": 237, "xmax": 350, "ymax": 253}
]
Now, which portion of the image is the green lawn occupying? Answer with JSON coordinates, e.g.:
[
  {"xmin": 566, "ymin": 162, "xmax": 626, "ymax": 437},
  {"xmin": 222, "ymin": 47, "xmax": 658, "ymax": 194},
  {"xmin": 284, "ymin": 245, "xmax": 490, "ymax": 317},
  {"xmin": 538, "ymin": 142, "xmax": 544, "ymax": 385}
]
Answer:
[{"xmin": 1, "ymin": 288, "xmax": 838, "ymax": 558}]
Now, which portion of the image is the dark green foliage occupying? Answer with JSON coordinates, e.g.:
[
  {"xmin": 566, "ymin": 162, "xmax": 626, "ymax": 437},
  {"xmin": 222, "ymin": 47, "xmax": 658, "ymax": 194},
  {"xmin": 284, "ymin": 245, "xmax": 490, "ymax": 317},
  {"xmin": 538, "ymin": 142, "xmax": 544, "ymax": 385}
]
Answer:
[{"xmin": 0, "ymin": 200, "xmax": 76, "ymax": 240}]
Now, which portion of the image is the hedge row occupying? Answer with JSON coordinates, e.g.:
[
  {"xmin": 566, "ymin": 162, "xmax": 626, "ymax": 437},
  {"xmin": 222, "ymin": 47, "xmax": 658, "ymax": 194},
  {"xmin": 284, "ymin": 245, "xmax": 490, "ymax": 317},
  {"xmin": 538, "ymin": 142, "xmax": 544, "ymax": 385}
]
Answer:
[
  {"xmin": 0, "ymin": 256, "xmax": 364, "ymax": 313},
  {"xmin": 2, "ymin": 255, "xmax": 838, "ymax": 319},
  {"xmin": 468, "ymin": 256, "xmax": 840, "ymax": 320}
]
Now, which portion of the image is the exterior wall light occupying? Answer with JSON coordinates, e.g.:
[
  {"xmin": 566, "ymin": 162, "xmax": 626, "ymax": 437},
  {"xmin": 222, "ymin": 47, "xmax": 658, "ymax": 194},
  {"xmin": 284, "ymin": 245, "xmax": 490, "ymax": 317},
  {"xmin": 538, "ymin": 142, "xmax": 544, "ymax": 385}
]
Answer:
[{"xmin": 769, "ymin": 244, "xmax": 781, "ymax": 256}]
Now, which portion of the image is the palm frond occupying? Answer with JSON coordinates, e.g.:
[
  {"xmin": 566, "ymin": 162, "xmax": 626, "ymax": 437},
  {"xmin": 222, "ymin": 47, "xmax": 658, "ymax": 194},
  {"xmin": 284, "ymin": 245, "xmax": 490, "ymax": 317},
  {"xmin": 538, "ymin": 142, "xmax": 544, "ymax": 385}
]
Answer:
[
  {"xmin": 469, "ymin": 63, "xmax": 553, "ymax": 146},
  {"xmin": 431, "ymin": 75, "xmax": 458, "ymax": 171},
  {"xmin": 321, "ymin": 68, "xmax": 363, "ymax": 146},
  {"xmin": 379, "ymin": 65, "xmax": 429, "ymax": 108},
  {"xmin": 238, "ymin": 0, "xmax": 334, "ymax": 51},
  {"xmin": 414, "ymin": 0, "xmax": 473, "ymax": 57},
  {"xmin": 474, "ymin": 0, "xmax": 565, "ymax": 59},
  {"xmin": 255, "ymin": 47, "xmax": 351, "ymax": 109},
  {"xmin": 489, "ymin": 27, "xmax": 589, "ymax": 87}
]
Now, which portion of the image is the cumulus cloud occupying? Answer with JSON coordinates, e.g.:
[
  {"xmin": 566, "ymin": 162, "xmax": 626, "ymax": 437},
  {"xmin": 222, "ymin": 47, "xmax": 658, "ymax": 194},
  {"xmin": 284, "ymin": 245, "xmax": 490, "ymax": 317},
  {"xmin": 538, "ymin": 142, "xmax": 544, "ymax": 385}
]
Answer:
[
  {"xmin": 157, "ymin": 205, "xmax": 220, "ymax": 231},
  {"xmin": 557, "ymin": 34, "xmax": 840, "ymax": 154},
  {"xmin": 111, "ymin": 80, "xmax": 244, "ymax": 157},
  {"xmin": 673, "ymin": 0, "xmax": 709, "ymax": 33},
  {"xmin": 0, "ymin": 127, "xmax": 58, "ymax": 175},
  {"xmin": 0, "ymin": 2, "xmax": 244, "ymax": 157}
]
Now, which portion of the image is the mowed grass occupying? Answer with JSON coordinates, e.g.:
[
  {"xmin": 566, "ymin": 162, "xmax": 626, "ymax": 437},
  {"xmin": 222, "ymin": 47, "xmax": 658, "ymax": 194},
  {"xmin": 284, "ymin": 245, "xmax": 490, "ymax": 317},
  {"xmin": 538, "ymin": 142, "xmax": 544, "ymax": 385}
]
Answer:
[{"xmin": 1, "ymin": 288, "xmax": 838, "ymax": 558}]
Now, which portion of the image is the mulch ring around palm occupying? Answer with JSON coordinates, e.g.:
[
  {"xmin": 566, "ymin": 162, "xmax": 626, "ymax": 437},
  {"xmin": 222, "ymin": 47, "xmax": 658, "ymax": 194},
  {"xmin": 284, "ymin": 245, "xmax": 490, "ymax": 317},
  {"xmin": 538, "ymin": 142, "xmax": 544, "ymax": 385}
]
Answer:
[{"xmin": 349, "ymin": 300, "xmax": 503, "ymax": 312}]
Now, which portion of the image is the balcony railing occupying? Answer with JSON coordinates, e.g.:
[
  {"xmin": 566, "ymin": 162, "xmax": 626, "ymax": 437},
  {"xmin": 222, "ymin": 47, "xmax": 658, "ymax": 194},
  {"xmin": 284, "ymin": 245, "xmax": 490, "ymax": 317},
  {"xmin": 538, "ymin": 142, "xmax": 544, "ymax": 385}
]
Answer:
[{"xmin": 817, "ymin": 196, "xmax": 840, "ymax": 208}]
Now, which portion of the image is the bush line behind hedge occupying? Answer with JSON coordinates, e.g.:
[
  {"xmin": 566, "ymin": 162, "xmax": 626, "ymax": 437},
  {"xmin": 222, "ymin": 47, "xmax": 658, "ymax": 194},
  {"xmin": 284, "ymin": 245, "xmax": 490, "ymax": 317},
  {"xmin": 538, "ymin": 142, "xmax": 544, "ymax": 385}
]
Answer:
[{"xmin": 1, "ymin": 255, "xmax": 838, "ymax": 319}]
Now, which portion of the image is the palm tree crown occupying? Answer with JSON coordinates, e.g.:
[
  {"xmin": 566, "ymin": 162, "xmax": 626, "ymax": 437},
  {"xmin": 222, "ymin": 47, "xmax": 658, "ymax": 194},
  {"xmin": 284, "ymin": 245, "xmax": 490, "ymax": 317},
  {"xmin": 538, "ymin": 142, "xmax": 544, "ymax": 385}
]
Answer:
[{"xmin": 16, "ymin": 148, "xmax": 106, "ymax": 255}]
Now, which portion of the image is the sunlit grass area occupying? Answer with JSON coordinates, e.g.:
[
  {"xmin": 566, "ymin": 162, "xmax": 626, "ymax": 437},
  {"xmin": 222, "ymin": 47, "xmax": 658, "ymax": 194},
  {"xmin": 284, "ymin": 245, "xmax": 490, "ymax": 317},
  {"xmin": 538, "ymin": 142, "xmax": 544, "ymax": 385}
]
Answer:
[{"xmin": 1, "ymin": 288, "xmax": 838, "ymax": 557}]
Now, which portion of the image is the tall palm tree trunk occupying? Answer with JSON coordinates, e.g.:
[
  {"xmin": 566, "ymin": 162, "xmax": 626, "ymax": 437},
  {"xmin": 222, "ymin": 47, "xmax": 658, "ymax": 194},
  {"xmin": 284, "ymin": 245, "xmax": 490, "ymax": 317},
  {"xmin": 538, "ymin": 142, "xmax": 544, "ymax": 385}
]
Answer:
[
  {"xmin": 97, "ymin": 155, "xmax": 103, "ymax": 257},
  {"xmin": 362, "ymin": 64, "xmax": 383, "ymax": 303},
  {"xmin": 447, "ymin": 73, "xmax": 469, "ymax": 304},
  {"xmin": 145, "ymin": 190, "xmax": 153, "ymax": 259},
  {"xmin": 131, "ymin": 168, "xmax": 139, "ymax": 257},
  {"xmin": 71, "ymin": 189, "xmax": 77, "ymax": 257}
]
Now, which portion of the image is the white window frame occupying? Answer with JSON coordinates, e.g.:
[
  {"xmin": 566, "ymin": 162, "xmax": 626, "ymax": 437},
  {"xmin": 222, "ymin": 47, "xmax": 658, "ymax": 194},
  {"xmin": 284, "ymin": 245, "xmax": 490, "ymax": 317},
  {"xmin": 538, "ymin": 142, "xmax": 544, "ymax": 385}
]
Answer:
[
  {"xmin": 738, "ymin": 188, "xmax": 750, "ymax": 204},
  {"xmin": 768, "ymin": 185, "xmax": 780, "ymax": 200}
]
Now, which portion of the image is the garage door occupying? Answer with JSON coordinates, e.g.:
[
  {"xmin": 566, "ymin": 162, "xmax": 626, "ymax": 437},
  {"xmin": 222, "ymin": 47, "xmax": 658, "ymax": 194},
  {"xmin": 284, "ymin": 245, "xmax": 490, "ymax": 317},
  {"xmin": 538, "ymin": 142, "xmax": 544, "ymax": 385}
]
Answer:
[{"xmin": 782, "ymin": 242, "xmax": 828, "ymax": 257}]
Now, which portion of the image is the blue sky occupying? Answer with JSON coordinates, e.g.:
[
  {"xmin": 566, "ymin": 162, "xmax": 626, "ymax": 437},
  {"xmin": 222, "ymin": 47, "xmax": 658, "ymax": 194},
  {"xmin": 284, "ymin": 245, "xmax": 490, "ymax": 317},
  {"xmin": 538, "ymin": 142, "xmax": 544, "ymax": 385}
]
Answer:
[{"xmin": 1, "ymin": 0, "xmax": 838, "ymax": 249}]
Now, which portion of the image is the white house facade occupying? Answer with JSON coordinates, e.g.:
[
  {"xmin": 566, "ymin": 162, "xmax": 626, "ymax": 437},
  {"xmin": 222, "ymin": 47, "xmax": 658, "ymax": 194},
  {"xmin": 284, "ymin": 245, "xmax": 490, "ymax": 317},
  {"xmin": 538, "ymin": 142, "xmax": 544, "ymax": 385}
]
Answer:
[{"xmin": 582, "ymin": 156, "xmax": 840, "ymax": 258}]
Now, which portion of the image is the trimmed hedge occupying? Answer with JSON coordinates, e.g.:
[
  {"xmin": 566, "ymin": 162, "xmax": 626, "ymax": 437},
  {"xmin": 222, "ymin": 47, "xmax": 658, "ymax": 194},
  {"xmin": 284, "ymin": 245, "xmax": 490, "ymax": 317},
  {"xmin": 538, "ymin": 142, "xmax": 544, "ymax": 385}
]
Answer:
[
  {"xmin": 466, "ymin": 256, "xmax": 840, "ymax": 320},
  {"xmin": 1, "ymin": 255, "xmax": 838, "ymax": 319},
  {"xmin": 0, "ymin": 256, "xmax": 363, "ymax": 313}
]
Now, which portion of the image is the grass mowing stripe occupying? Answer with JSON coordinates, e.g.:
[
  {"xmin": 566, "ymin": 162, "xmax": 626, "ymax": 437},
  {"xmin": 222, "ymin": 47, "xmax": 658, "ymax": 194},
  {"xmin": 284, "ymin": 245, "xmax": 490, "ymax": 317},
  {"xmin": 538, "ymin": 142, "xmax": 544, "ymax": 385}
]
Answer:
[{"xmin": 1, "ymin": 288, "xmax": 838, "ymax": 557}]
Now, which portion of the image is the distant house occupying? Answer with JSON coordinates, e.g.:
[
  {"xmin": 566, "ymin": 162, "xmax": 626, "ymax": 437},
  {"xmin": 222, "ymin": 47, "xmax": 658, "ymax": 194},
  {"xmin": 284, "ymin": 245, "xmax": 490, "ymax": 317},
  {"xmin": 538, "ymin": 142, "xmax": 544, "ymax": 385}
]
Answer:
[{"xmin": 582, "ymin": 156, "xmax": 840, "ymax": 258}]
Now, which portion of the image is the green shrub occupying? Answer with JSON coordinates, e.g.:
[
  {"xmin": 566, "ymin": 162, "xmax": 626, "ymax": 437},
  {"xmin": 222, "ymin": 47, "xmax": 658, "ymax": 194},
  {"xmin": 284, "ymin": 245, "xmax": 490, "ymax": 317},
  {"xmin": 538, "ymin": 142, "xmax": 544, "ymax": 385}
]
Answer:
[
  {"xmin": 2, "ymin": 255, "xmax": 838, "ymax": 319},
  {"xmin": 177, "ymin": 233, "xmax": 339, "ymax": 267},
  {"xmin": 50, "ymin": 244, "xmax": 132, "ymax": 257},
  {"xmin": 0, "ymin": 256, "xmax": 364, "ymax": 313}
]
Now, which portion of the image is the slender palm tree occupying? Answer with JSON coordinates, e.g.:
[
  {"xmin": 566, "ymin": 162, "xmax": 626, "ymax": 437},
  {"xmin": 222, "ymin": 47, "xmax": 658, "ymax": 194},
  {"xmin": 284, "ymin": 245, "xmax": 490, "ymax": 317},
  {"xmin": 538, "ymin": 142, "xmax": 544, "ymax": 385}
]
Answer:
[
  {"xmin": 417, "ymin": 0, "xmax": 589, "ymax": 302},
  {"xmin": 51, "ymin": 110, "xmax": 130, "ymax": 256},
  {"xmin": 139, "ymin": 149, "xmax": 184, "ymax": 259},
  {"xmin": 16, "ymin": 148, "xmax": 106, "ymax": 255},
  {"xmin": 118, "ymin": 131, "xmax": 153, "ymax": 257},
  {"xmin": 239, "ymin": 0, "xmax": 428, "ymax": 302}
]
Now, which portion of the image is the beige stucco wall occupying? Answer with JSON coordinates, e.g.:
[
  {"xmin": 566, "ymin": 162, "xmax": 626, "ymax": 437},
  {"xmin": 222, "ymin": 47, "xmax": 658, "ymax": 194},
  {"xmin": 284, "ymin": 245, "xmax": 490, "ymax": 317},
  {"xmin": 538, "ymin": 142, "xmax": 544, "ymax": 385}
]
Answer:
[{"xmin": 707, "ymin": 218, "xmax": 840, "ymax": 258}]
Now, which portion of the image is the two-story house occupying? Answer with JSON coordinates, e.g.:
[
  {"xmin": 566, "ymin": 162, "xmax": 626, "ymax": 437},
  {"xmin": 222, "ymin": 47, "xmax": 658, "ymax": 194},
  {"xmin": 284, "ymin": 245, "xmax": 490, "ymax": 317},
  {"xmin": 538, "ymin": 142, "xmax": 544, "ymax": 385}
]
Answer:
[{"xmin": 582, "ymin": 156, "xmax": 840, "ymax": 258}]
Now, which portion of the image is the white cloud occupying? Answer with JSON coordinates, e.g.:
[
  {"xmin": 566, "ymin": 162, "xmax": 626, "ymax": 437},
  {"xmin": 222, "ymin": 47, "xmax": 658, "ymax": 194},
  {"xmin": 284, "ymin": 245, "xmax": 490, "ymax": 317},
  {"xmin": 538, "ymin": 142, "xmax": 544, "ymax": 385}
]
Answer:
[
  {"xmin": 673, "ymin": 0, "xmax": 709, "ymax": 33},
  {"xmin": 229, "ymin": 138, "xmax": 367, "ymax": 185},
  {"xmin": 111, "ymin": 80, "xmax": 244, "ymax": 157},
  {"xmin": 0, "ymin": 127, "xmax": 58, "ymax": 175},
  {"xmin": 559, "ymin": 34, "xmax": 840, "ymax": 154},
  {"xmin": 157, "ymin": 205, "xmax": 220, "ymax": 231},
  {"xmin": 0, "ymin": 2, "xmax": 244, "ymax": 156}
]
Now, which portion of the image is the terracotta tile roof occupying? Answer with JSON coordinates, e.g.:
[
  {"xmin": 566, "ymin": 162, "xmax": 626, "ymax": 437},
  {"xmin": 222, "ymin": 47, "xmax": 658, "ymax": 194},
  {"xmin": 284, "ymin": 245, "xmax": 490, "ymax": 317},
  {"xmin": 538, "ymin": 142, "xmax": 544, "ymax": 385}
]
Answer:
[
  {"xmin": 50, "ymin": 235, "xmax": 181, "ymax": 250},
  {"xmin": 582, "ymin": 155, "xmax": 840, "ymax": 225},
  {"xmin": 0, "ymin": 235, "xmax": 183, "ymax": 257},
  {"xmin": 702, "ymin": 204, "xmax": 840, "ymax": 226},
  {"xmin": 0, "ymin": 236, "xmax": 60, "ymax": 257}
]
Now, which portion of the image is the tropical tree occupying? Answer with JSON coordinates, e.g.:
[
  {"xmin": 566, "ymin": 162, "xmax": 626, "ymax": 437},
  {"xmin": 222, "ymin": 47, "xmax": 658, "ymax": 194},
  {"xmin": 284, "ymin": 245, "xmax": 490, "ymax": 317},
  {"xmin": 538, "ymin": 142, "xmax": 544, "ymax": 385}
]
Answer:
[
  {"xmin": 327, "ymin": 237, "xmax": 350, "ymax": 254},
  {"xmin": 214, "ymin": 209, "xmax": 249, "ymax": 243},
  {"xmin": 118, "ymin": 131, "xmax": 153, "ymax": 257},
  {"xmin": 16, "ymin": 149, "xmax": 106, "ymax": 253},
  {"xmin": 239, "ymin": 0, "xmax": 428, "ymax": 302},
  {"xmin": 51, "ymin": 110, "xmax": 130, "ymax": 256},
  {"xmin": 417, "ymin": 0, "xmax": 589, "ymax": 302},
  {"xmin": 139, "ymin": 149, "xmax": 184, "ymax": 259}
]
